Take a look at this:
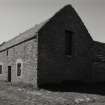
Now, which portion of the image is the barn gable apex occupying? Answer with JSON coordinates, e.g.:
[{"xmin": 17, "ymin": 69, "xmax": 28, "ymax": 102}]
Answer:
[{"xmin": 39, "ymin": 4, "xmax": 93, "ymax": 42}]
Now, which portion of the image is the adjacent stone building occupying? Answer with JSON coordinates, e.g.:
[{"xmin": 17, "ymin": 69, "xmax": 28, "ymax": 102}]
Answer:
[
  {"xmin": 0, "ymin": 26, "xmax": 38, "ymax": 87},
  {"xmin": 0, "ymin": 5, "xmax": 105, "ymax": 88}
]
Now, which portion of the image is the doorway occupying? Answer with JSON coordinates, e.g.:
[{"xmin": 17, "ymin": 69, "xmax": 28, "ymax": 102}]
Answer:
[{"xmin": 8, "ymin": 66, "xmax": 11, "ymax": 82}]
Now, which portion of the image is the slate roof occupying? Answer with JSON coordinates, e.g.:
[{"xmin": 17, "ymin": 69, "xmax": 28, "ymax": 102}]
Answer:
[{"xmin": 0, "ymin": 21, "xmax": 46, "ymax": 52}]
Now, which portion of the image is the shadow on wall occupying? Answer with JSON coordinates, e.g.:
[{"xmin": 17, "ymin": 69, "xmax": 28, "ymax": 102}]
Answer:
[{"xmin": 39, "ymin": 80, "xmax": 105, "ymax": 96}]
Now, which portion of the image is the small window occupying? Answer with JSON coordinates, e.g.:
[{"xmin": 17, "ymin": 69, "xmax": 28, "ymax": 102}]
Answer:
[
  {"xmin": 0, "ymin": 65, "xmax": 2, "ymax": 74},
  {"xmin": 17, "ymin": 63, "xmax": 21, "ymax": 76},
  {"xmin": 65, "ymin": 30, "xmax": 73, "ymax": 56}
]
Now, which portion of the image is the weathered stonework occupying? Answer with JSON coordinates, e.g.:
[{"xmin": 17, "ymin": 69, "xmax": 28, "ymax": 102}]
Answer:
[
  {"xmin": 0, "ymin": 51, "xmax": 8, "ymax": 81},
  {"xmin": 0, "ymin": 37, "xmax": 37, "ymax": 87}
]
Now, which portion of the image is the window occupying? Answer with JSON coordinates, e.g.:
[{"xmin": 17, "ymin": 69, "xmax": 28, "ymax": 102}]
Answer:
[
  {"xmin": 17, "ymin": 63, "xmax": 21, "ymax": 76},
  {"xmin": 65, "ymin": 30, "xmax": 73, "ymax": 56},
  {"xmin": 0, "ymin": 65, "xmax": 2, "ymax": 74},
  {"xmin": 16, "ymin": 59, "xmax": 23, "ymax": 77}
]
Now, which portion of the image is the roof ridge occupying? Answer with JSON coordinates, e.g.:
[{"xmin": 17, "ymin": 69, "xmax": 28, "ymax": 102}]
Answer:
[{"xmin": 0, "ymin": 20, "xmax": 47, "ymax": 52}]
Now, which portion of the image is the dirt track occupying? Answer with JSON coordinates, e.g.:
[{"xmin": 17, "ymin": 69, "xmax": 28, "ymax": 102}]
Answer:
[{"xmin": 0, "ymin": 81, "xmax": 105, "ymax": 105}]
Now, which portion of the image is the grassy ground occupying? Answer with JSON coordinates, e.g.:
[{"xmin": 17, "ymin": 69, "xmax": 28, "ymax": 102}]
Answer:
[{"xmin": 0, "ymin": 81, "xmax": 105, "ymax": 105}]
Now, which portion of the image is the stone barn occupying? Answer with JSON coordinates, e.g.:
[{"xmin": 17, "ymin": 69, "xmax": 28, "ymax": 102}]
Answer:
[{"xmin": 0, "ymin": 5, "xmax": 105, "ymax": 88}]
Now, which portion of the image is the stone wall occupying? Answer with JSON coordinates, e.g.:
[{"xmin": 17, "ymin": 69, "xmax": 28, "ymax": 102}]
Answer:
[
  {"xmin": 0, "ymin": 37, "xmax": 37, "ymax": 87},
  {"xmin": 0, "ymin": 51, "xmax": 8, "ymax": 81},
  {"xmin": 38, "ymin": 5, "xmax": 93, "ymax": 86}
]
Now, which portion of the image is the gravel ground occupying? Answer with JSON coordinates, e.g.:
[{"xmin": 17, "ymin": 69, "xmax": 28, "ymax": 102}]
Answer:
[{"xmin": 0, "ymin": 81, "xmax": 105, "ymax": 105}]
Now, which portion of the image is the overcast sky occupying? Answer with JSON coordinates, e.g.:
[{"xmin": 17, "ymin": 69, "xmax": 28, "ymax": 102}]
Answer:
[{"xmin": 0, "ymin": 0, "xmax": 105, "ymax": 43}]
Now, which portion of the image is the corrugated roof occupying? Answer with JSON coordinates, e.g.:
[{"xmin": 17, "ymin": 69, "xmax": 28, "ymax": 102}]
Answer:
[{"xmin": 0, "ymin": 21, "xmax": 46, "ymax": 52}]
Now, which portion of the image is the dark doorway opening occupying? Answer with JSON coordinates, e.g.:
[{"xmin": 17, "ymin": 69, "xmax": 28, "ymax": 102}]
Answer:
[{"xmin": 8, "ymin": 66, "xmax": 11, "ymax": 82}]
